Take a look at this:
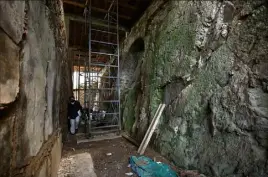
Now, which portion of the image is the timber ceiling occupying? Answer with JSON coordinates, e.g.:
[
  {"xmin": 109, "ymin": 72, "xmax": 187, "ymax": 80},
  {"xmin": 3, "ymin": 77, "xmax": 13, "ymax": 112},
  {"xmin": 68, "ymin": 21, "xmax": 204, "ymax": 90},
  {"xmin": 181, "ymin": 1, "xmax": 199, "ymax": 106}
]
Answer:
[{"xmin": 64, "ymin": 0, "xmax": 152, "ymax": 50}]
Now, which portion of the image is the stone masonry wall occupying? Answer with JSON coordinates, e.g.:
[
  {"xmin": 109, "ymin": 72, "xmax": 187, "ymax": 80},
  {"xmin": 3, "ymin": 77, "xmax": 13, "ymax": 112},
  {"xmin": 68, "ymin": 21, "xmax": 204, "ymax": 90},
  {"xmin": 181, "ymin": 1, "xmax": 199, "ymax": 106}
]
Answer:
[
  {"xmin": 0, "ymin": 0, "xmax": 71, "ymax": 177},
  {"xmin": 121, "ymin": 0, "xmax": 268, "ymax": 176}
]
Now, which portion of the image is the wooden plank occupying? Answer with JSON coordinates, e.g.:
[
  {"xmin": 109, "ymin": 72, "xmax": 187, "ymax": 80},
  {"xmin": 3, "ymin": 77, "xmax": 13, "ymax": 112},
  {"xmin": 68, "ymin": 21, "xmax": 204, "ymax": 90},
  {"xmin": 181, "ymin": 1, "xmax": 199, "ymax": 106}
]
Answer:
[
  {"xmin": 137, "ymin": 104, "xmax": 162, "ymax": 153},
  {"xmin": 139, "ymin": 104, "xmax": 165, "ymax": 155},
  {"xmin": 138, "ymin": 104, "xmax": 166, "ymax": 155}
]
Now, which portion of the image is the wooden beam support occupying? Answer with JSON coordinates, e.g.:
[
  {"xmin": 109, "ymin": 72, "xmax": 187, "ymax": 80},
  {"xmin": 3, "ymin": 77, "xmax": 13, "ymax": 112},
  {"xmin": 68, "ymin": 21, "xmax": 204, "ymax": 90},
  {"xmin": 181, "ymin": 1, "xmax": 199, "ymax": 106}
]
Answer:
[
  {"xmin": 108, "ymin": 0, "xmax": 137, "ymax": 10},
  {"xmin": 63, "ymin": 0, "xmax": 131, "ymax": 20},
  {"xmin": 65, "ymin": 13, "xmax": 128, "ymax": 32}
]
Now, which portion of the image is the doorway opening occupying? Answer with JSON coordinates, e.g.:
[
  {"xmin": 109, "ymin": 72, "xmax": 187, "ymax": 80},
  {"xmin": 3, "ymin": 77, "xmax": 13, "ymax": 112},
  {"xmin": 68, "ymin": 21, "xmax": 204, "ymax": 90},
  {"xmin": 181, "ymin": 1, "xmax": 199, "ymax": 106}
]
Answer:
[{"xmin": 69, "ymin": 1, "xmax": 120, "ymax": 140}]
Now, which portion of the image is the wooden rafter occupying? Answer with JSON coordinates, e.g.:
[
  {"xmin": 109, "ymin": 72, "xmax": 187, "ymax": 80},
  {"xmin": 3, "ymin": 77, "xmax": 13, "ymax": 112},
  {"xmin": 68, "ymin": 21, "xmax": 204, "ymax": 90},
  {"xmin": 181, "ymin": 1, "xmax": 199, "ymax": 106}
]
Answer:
[
  {"xmin": 107, "ymin": 0, "xmax": 137, "ymax": 10},
  {"xmin": 65, "ymin": 13, "xmax": 128, "ymax": 31},
  {"xmin": 63, "ymin": 0, "xmax": 131, "ymax": 20}
]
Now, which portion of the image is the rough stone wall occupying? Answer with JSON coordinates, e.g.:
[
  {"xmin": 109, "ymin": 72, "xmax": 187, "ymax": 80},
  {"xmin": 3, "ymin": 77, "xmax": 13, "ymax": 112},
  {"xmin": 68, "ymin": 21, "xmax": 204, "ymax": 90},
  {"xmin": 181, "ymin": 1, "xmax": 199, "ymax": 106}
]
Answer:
[
  {"xmin": 0, "ymin": 0, "xmax": 71, "ymax": 177},
  {"xmin": 121, "ymin": 0, "xmax": 268, "ymax": 176}
]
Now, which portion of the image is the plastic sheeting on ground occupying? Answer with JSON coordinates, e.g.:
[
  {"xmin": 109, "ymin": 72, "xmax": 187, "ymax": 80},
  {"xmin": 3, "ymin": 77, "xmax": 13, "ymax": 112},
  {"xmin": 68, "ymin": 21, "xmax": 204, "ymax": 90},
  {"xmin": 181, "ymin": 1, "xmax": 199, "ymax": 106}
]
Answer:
[{"xmin": 129, "ymin": 156, "xmax": 178, "ymax": 177}]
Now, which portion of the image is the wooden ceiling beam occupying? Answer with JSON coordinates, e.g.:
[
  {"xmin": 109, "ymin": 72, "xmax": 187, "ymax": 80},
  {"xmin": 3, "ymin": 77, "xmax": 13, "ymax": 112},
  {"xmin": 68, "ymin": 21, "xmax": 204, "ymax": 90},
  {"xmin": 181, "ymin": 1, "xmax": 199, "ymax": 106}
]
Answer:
[
  {"xmin": 65, "ymin": 13, "xmax": 129, "ymax": 32},
  {"xmin": 63, "ymin": 0, "xmax": 131, "ymax": 20},
  {"xmin": 107, "ymin": 0, "xmax": 137, "ymax": 10}
]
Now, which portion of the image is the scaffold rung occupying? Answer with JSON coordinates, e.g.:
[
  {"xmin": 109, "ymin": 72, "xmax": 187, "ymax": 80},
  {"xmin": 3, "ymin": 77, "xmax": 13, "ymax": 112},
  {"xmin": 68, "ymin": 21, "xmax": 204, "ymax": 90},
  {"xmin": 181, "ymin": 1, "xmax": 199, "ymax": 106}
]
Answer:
[
  {"xmin": 89, "ymin": 88, "xmax": 117, "ymax": 90},
  {"xmin": 92, "ymin": 100, "xmax": 119, "ymax": 103},
  {"xmin": 90, "ymin": 113, "xmax": 119, "ymax": 115},
  {"xmin": 90, "ymin": 63, "xmax": 118, "ymax": 67},
  {"xmin": 91, "ymin": 28, "xmax": 117, "ymax": 35},
  {"xmin": 91, "ymin": 51, "xmax": 118, "ymax": 56},
  {"xmin": 91, "ymin": 125, "xmax": 119, "ymax": 130},
  {"xmin": 75, "ymin": 0, "xmax": 121, "ymax": 137},
  {"xmin": 91, "ymin": 40, "xmax": 118, "ymax": 46}
]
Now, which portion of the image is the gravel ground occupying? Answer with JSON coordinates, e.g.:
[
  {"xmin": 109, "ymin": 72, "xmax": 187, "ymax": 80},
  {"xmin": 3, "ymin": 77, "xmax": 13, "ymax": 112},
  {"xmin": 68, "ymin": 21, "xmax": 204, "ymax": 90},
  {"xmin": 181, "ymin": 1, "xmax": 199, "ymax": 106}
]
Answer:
[{"xmin": 58, "ymin": 136, "xmax": 178, "ymax": 177}]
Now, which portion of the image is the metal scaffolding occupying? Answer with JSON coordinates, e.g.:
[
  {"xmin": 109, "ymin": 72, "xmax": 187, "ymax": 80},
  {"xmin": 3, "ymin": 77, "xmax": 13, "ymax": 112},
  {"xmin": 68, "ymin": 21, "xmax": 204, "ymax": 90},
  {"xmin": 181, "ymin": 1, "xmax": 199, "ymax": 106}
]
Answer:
[{"xmin": 82, "ymin": 0, "xmax": 121, "ymax": 137}]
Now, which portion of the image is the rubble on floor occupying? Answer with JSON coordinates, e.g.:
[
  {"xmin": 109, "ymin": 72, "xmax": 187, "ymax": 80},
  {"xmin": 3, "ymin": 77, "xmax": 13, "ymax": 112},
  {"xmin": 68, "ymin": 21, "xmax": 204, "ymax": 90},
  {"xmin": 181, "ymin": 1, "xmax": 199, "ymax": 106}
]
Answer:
[
  {"xmin": 58, "ymin": 152, "xmax": 97, "ymax": 177},
  {"xmin": 58, "ymin": 137, "xmax": 206, "ymax": 177}
]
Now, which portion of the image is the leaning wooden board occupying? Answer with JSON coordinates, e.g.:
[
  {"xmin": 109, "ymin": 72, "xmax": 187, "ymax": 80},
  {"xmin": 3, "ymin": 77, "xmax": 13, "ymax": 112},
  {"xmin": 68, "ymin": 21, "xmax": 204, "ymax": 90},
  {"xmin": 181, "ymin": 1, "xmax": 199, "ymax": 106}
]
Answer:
[
  {"xmin": 138, "ymin": 104, "xmax": 166, "ymax": 155},
  {"xmin": 137, "ymin": 104, "xmax": 162, "ymax": 153}
]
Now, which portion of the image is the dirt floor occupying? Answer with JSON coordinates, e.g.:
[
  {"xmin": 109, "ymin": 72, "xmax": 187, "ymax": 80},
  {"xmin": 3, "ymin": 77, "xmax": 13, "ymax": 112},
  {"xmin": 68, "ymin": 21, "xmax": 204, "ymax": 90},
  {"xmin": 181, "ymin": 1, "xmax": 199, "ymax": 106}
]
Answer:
[{"xmin": 58, "ymin": 136, "xmax": 178, "ymax": 177}]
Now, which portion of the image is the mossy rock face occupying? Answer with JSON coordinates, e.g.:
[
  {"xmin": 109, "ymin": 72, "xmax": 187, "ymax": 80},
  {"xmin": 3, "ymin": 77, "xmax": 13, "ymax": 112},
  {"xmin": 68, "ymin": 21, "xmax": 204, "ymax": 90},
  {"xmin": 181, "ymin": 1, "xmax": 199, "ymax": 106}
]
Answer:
[
  {"xmin": 121, "ymin": 0, "xmax": 268, "ymax": 176},
  {"xmin": 122, "ymin": 88, "xmax": 137, "ymax": 133}
]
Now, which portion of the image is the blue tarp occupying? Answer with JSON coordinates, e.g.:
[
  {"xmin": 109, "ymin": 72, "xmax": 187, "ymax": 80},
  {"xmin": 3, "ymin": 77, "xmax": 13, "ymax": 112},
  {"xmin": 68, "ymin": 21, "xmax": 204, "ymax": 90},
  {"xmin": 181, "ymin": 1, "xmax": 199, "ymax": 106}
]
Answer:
[{"xmin": 129, "ymin": 156, "xmax": 178, "ymax": 177}]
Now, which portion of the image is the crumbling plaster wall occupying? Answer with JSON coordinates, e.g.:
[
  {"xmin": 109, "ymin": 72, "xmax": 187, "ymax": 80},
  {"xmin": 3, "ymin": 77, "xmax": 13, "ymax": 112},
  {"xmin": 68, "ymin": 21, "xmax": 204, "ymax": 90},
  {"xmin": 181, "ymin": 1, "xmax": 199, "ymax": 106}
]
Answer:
[
  {"xmin": 0, "ymin": 0, "xmax": 71, "ymax": 177},
  {"xmin": 121, "ymin": 0, "xmax": 268, "ymax": 176}
]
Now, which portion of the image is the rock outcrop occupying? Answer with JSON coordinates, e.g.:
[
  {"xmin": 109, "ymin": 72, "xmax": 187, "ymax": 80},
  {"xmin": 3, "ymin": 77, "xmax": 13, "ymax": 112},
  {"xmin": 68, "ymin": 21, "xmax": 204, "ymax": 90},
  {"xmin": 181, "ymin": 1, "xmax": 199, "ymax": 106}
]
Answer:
[
  {"xmin": 121, "ymin": 0, "xmax": 268, "ymax": 176},
  {"xmin": 0, "ymin": 0, "xmax": 71, "ymax": 177}
]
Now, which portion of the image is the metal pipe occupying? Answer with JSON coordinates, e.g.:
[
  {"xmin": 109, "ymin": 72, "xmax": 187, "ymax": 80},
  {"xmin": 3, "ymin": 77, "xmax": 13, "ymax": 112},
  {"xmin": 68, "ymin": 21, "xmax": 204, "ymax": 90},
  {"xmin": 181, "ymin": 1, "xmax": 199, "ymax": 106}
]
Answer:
[
  {"xmin": 91, "ymin": 125, "xmax": 119, "ymax": 130},
  {"xmin": 90, "ymin": 63, "xmax": 118, "ymax": 67},
  {"xmin": 107, "ymin": 1, "xmax": 114, "ymax": 46},
  {"xmin": 90, "ymin": 88, "xmax": 117, "ymax": 90},
  {"xmin": 91, "ymin": 40, "xmax": 118, "ymax": 46},
  {"xmin": 107, "ymin": 0, "xmax": 115, "ymax": 13},
  {"xmin": 76, "ymin": 64, "xmax": 78, "ymax": 100},
  {"xmin": 78, "ymin": 53, "xmax": 80, "ymax": 102},
  {"xmin": 91, "ymin": 51, "xmax": 118, "ymax": 56},
  {"xmin": 93, "ymin": 17, "xmax": 118, "ymax": 25},
  {"xmin": 82, "ymin": 0, "xmax": 121, "ymax": 132},
  {"xmin": 87, "ymin": 76, "xmax": 118, "ymax": 79},
  {"xmin": 90, "ymin": 113, "xmax": 119, "ymax": 115},
  {"xmin": 71, "ymin": 50, "xmax": 74, "ymax": 93},
  {"xmin": 84, "ymin": 57, "xmax": 86, "ymax": 107},
  {"xmin": 104, "ymin": 0, "xmax": 115, "ymax": 19},
  {"xmin": 88, "ymin": 0, "xmax": 92, "ymax": 136},
  {"xmin": 116, "ymin": 0, "xmax": 121, "ymax": 131},
  {"xmin": 110, "ymin": 15, "xmax": 117, "ymax": 22},
  {"xmin": 92, "ymin": 100, "xmax": 119, "ymax": 103},
  {"xmin": 91, "ymin": 28, "xmax": 117, "ymax": 35}
]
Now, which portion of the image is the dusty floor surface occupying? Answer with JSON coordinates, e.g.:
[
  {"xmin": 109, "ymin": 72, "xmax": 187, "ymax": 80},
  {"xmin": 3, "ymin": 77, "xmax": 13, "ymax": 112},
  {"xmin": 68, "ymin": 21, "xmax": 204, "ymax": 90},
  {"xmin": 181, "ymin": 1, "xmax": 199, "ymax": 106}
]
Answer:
[{"xmin": 58, "ymin": 136, "xmax": 178, "ymax": 177}]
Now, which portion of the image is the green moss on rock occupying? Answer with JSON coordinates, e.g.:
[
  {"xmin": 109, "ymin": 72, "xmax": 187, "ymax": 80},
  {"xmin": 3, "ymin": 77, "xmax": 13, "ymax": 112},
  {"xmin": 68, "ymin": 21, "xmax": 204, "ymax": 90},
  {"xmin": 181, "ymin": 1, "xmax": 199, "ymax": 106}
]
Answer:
[{"xmin": 122, "ymin": 88, "xmax": 137, "ymax": 133}]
